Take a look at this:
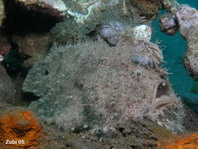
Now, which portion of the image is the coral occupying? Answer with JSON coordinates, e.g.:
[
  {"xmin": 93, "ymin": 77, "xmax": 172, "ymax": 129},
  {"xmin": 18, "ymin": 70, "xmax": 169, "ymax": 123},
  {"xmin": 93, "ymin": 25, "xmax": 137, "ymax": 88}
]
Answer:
[
  {"xmin": 23, "ymin": 39, "xmax": 184, "ymax": 134},
  {"xmin": 131, "ymin": 39, "xmax": 163, "ymax": 69},
  {"xmin": 63, "ymin": 0, "xmax": 121, "ymax": 25},
  {"xmin": 132, "ymin": 24, "xmax": 152, "ymax": 40},
  {"xmin": 63, "ymin": 0, "xmax": 144, "ymax": 26},
  {"xmin": 0, "ymin": 108, "xmax": 41, "ymax": 148},
  {"xmin": 63, "ymin": 0, "xmax": 102, "ymax": 20},
  {"xmin": 158, "ymin": 133, "xmax": 198, "ymax": 149}
]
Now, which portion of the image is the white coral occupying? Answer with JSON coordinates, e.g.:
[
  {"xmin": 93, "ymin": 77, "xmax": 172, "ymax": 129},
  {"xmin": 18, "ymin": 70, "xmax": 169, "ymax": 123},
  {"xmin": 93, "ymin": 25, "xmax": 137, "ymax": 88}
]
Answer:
[{"xmin": 132, "ymin": 24, "xmax": 152, "ymax": 41}]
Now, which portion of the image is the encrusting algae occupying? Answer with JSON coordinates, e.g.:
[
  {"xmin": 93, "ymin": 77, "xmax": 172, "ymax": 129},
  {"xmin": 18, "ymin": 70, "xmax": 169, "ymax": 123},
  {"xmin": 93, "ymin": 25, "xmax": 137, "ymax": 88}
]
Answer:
[{"xmin": 0, "ymin": 109, "xmax": 42, "ymax": 148}]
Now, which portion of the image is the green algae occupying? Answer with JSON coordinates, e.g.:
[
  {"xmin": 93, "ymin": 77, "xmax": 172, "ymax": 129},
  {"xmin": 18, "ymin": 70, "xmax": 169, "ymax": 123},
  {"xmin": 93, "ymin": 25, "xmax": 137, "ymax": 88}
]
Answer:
[{"xmin": 191, "ymin": 82, "xmax": 198, "ymax": 94}]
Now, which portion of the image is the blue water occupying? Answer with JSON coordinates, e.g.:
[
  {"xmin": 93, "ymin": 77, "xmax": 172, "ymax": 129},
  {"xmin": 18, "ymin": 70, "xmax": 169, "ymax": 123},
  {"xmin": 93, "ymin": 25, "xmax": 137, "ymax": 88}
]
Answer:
[
  {"xmin": 178, "ymin": 0, "xmax": 198, "ymax": 7},
  {"xmin": 152, "ymin": 0, "xmax": 198, "ymax": 111}
]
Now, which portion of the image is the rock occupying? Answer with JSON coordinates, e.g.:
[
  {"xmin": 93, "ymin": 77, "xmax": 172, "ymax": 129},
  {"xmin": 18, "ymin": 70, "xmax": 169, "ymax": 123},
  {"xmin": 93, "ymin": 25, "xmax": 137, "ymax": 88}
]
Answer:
[
  {"xmin": 0, "ymin": 102, "xmax": 13, "ymax": 114},
  {"xmin": 0, "ymin": 65, "xmax": 15, "ymax": 104},
  {"xmin": 0, "ymin": 55, "xmax": 3, "ymax": 61},
  {"xmin": 160, "ymin": 0, "xmax": 180, "ymax": 13},
  {"xmin": 160, "ymin": 3, "xmax": 198, "ymax": 80},
  {"xmin": 0, "ymin": 42, "xmax": 12, "ymax": 57},
  {"xmin": 184, "ymin": 28, "xmax": 198, "ymax": 80},
  {"xmin": 0, "ymin": 0, "xmax": 5, "ymax": 28},
  {"xmin": 175, "ymin": 5, "xmax": 198, "ymax": 38},
  {"xmin": 23, "ymin": 38, "xmax": 185, "ymax": 134},
  {"xmin": 99, "ymin": 23, "xmax": 152, "ymax": 46},
  {"xmin": 51, "ymin": 1, "xmax": 158, "ymax": 46},
  {"xmin": 0, "ymin": 31, "xmax": 12, "ymax": 60},
  {"xmin": 17, "ymin": 0, "xmax": 66, "ymax": 18},
  {"xmin": 131, "ymin": 0, "xmax": 160, "ymax": 20},
  {"xmin": 0, "ymin": 108, "xmax": 42, "ymax": 148},
  {"xmin": 3, "ymin": 0, "xmax": 65, "ymax": 34},
  {"xmin": 12, "ymin": 33, "xmax": 51, "ymax": 69},
  {"xmin": 63, "ymin": 0, "xmax": 120, "ymax": 25},
  {"xmin": 159, "ymin": 13, "xmax": 178, "ymax": 36},
  {"xmin": 175, "ymin": 5, "xmax": 198, "ymax": 80},
  {"xmin": 183, "ymin": 104, "xmax": 198, "ymax": 131},
  {"xmin": 62, "ymin": 0, "xmax": 151, "ymax": 26},
  {"xmin": 50, "ymin": 1, "xmax": 138, "ymax": 46},
  {"xmin": 99, "ymin": 22, "xmax": 125, "ymax": 46}
]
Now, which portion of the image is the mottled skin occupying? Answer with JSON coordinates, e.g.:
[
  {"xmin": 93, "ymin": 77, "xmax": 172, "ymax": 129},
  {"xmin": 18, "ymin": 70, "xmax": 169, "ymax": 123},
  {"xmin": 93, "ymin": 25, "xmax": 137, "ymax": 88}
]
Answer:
[{"xmin": 23, "ymin": 39, "xmax": 184, "ymax": 134}]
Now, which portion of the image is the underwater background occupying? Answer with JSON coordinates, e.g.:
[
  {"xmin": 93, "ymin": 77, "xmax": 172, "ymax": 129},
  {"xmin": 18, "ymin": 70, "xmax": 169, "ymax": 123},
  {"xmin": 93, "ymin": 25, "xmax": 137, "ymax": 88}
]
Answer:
[
  {"xmin": 152, "ymin": 0, "xmax": 198, "ymax": 112},
  {"xmin": 0, "ymin": 0, "xmax": 198, "ymax": 148}
]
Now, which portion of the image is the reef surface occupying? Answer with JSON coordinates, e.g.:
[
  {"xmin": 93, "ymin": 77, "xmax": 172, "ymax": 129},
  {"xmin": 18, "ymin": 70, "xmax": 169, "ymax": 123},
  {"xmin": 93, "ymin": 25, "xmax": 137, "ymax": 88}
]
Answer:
[{"xmin": 0, "ymin": 0, "xmax": 197, "ymax": 149}]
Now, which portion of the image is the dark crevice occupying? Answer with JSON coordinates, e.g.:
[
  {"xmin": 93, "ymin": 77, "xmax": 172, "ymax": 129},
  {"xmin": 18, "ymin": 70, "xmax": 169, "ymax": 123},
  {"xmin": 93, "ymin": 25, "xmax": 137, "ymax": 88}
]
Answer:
[
  {"xmin": 0, "ymin": 0, "xmax": 64, "ymax": 105},
  {"xmin": 156, "ymin": 79, "xmax": 170, "ymax": 98},
  {"xmin": 2, "ymin": 0, "xmax": 64, "ymax": 36},
  {"xmin": 23, "ymin": 92, "xmax": 40, "ymax": 102},
  {"xmin": 1, "ymin": 0, "xmax": 64, "ymax": 78}
]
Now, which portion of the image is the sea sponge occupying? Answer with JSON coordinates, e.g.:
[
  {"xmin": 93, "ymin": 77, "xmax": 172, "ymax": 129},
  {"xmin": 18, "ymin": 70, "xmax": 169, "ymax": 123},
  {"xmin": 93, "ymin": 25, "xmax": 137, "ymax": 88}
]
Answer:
[
  {"xmin": 158, "ymin": 133, "xmax": 198, "ymax": 149},
  {"xmin": 0, "ymin": 108, "xmax": 41, "ymax": 148},
  {"xmin": 131, "ymin": 39, "xmax": 163, "ymax": 69}
]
